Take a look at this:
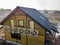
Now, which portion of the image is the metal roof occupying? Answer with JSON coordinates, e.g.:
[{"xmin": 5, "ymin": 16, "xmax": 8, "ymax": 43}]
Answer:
[{"xmin": 18, "ymin": 6, "xmax": 51, "ymax": 32}]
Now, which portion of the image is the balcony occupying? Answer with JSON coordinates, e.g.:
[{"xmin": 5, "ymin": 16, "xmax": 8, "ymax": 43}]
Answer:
[{"xmin": 3, "ymin": 25, "xmax": 38, "ymax": 37}]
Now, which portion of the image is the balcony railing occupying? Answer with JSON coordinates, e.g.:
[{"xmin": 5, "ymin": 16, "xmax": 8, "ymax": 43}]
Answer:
[{"xmin": 2, "ymin": 25, "xmax": 38, "ymax": 37}]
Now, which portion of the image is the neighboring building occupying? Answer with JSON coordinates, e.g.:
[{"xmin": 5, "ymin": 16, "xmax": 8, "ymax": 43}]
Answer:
[
  {"xmin": 0, "ymin": 8, "xmax": 12, "ymax": 22},
  {"xmin": 0, "ymin": 6, "xmax": 58, "ymax": 45}
]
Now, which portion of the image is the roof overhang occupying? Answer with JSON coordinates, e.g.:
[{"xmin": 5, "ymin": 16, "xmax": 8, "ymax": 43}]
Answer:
[{"xmin": 50, "ymin": 25, "xmax": 59, "ymax": 33}]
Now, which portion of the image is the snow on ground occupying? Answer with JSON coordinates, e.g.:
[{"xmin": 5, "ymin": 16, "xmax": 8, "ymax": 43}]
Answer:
[{"xmin": 0, "ymin": 28, "xmax": 5, "ymax": 39}]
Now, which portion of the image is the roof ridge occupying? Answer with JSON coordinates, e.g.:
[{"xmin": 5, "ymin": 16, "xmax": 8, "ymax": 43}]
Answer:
[{"xmin": 17, "ymin": 6, "xmax": 36, "ymax": 10}]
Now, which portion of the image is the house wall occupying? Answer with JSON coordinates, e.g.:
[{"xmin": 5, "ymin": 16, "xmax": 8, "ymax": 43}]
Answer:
[{"xmin": 3, "ymin": 9, "xmax": 45, "ymax": 45}]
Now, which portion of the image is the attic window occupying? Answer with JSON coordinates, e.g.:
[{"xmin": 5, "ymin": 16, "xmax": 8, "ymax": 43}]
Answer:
[
  {"xmin": 29, "ymin": 21, "xmax": 34, "ymax": 31},
  {"xmin": 10, "ymin": 19, "xmax": 14, "ymax": 27},
  {"xmin": 18, "ymin": 20, "xmax": 24, "ymax": 27}
]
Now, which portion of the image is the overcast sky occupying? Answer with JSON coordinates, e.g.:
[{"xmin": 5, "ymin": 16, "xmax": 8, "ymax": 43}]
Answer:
[{"xmin": 0, "ymin": 0, "xmax": 60, "ymax": 10}]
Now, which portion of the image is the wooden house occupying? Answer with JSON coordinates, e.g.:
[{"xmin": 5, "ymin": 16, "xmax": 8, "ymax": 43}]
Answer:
[{"xmin": 0, "ymin": 6, "xmax": 58, "ymax": 45}]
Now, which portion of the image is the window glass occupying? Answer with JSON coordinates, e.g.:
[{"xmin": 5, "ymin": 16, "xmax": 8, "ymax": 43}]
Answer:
[
  {"xmin": 29, "ymin": 21, "xmax": 34, "ymax": 31},
  {"xmin": 11, "ymin": 33, "xmax": 21, "ymax": 40},
  {"xmin": 18, "ymin": 20, "xmax": 24, "ymax": 27},
  {"xmin": 10, "ymin": 19, "xmax": 14, "ymax": 27}
]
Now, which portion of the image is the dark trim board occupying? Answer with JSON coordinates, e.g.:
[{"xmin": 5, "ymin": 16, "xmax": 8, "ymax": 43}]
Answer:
[
  {"xmin": 26, "ymin": 15, "xmax": 28, "ymax": 45},
  {"xmin": 44, "ymin": 30, "xmax": 46, "ymax": 45}
]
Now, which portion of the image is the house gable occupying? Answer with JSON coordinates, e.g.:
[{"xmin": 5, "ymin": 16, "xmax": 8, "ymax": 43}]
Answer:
[
  {"xmin": 3, "ymin": 6, "xmax": 45, "ymax": 35},
  {"xmin": 0, "ymin": 6, "xmax": 51, "ymax": 32},
  {"xmin": 0, "ymin": 6, "xmax": 52, "ymax": 45}
]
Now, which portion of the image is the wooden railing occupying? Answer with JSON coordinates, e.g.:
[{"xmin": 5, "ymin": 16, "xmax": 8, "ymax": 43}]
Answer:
[{"xmin": 0, "ymin": 25, "xmax": 38, "ymax": 37}]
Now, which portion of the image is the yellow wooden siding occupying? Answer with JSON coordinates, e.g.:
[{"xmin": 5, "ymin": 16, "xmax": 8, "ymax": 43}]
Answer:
[
  {"xmin": 35, "ymin": 22, "xmax": 45, "ymax": 35},
  {"xmin": 28, "ymin": 35, "xmax": 45, "ymax": 45},
  {"xmin": 5, "ymin": 31, "xmax": 16, "ymax": 42}
]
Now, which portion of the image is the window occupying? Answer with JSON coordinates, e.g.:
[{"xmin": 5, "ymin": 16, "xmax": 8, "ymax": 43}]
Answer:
[
  {"xmin": 10, "ymin": 19, "xmax": 14, "ymax": 27},
  {"xmin": 11, "ymin": 33, "xmax": 21, "ymax": 40},
  {"xmin": 29, "ymin": 21, "xmax": 34, "ymax": 31},
  {"xmin": 18, "ymin": 20, "xmax": 24, "ymax": 27}
]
